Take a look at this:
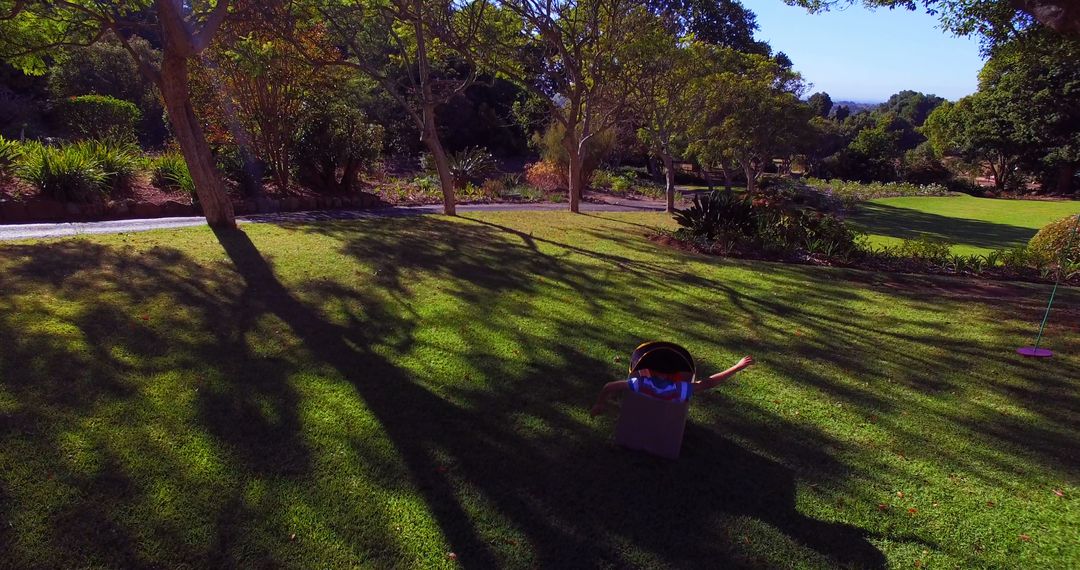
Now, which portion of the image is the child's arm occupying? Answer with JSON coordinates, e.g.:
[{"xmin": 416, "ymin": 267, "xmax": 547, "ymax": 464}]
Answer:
[
  {"xmin": 590, "ymin": 381, "xmax": 629, "ymax": 416},
  {"xmin": 692, "ymin": 355, "xmax": 754, "ymax": 394}
]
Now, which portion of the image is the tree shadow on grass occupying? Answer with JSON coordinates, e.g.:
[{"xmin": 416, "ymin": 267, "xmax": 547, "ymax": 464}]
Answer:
[
  {"xmin": 213, "ymin": 224, "xmax": 887, "ymax": 568},
  {"xmin": 6, "ymin": 212, "xmax": 1074, "ymax": 567},
  {"xmin": 851, "ymin": 202, "xmax": 1039, "ymax": 250}
]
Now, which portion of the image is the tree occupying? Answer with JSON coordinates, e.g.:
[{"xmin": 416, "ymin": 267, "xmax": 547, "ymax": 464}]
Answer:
[
  {"xmin": 471, "ymin": 0, "xmax": 644, "ymax": 212},
  {"xmin": 0, "ymin": 1, "xmax": 239, "ymax": 228},
  {"xmin": 647, "ymin": 0, "xmax": 767, "ymax": 53},
  {"xmin": 981, "ymin": 30, "xmax": 1080, "ymax": 193},
  {"xmin": 923, "ymin": 30, "xmax": 1080, "ymax": 193},
  {"xmin": 624, "ymin": 14, "xmax": 699, "ymax": 212},
  {"xmin": 284, "ymin": 0, "xmax": 494, "ymax": 215},
  {"xmin": 47, "ymin": 34, "xmax": 168, "ymax": 146},
  {"xmin": 879, "ymin": 90, "xmax": 944, "ymax": 127},
  {"xmin": 922, "ymin": 93, "xmax": 1026, "ymax": 190},
  {"xmin": 690, "ymin": 49, "xmax": 810, "ymax": 192},
  {"xmin": 198, "ymin": 1, "xmax": 341, "ymax": 192},
  {"xmin": 807, "ymin": 91, "xmax": 832, "ymax": 118}
]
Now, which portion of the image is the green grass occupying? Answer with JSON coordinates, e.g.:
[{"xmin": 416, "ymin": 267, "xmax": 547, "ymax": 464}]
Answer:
[
  {"xmin": 852, "ymin": 195, "xmax": 1080, "ymax": 255},
  {"xmin": 0, "ymin": 212, "xmax": 1077, "ymax": 568}
]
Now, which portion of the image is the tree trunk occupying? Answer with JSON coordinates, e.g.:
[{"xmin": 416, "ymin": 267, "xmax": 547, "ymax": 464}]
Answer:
[
  {"xmin": 1055, "ymin": 163, "xmax": 1076, "ymax": 194},
  {"xmin": 566, "ymin": 146, "xmax": 584, "ymax": 213},
  {"xmin": 743, "ymin": 161, "xmax": 757, "ymax": 193},
  {"xmin": 421, "ymin": 115, "xmax": 456, "ymax": 215},
  {"xmin": 704, "ymin": 168, "xmax": 714, "ymax": 192},
  {"xmin": 414, "ymin": 13, "xmax": 455, "ymax": 216},
  {"xmin": 662, "ymin": 153, "xmax": 676, "ymax": 213},
  {"xmin": 159, "ymin": 55, "xmax": 236, "ymax": 228}
]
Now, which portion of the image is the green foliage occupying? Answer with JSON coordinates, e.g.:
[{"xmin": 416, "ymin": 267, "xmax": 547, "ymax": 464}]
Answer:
[
  {"xmin": 53, "ymin": 95, "xmax": 141, "ymax": 142},
  {"xmin": 294, "ymin": 102, "xmax": 384, "ymax": 193},
  {"xmin": 0, "ymin": 135, "xmax": 23, "ymax": 180},
  {"xmin": 530, "ymin": 120, "xmax": 614, "ymax": 184},
  {"xmin": 151, "ymin": 153, "xmax": 195, "ymax": 196},
  {"xmin": 898, "ymin": 235, "xmax": 954, "ymax": 264},
  {"xmin": 804, "ymin": 178, "xmax": 952, "ymax": 206},
  {"xmin": 46, "ymin": 34, "xmax": 166, "ymax": 144},
  {"xmin": 1027, "ymin": 215, "xmax": 1080, "ymax": 271},
  {"xmin": 17, "ymin": 143, "xmax": 108, "ymax": 202},
  {"xmin": 673, "ymin": 190, "xmax": 756, "ymax": 241},
  {"xmin": 446, "ymin": 147, "xmax": 496, "ymax": 188},
  {"xmin": 674, "ymin": 189, "xmax": 861, "ymax": 259},
  {"xmin": 74, "ymin": 139, "xmax": 141, "ymax": 191}
]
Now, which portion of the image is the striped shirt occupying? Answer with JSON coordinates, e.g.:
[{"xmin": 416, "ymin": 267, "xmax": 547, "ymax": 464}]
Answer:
[{"xmin": 627, "ymin": 369, "xmax": 693, "ymax": 402}]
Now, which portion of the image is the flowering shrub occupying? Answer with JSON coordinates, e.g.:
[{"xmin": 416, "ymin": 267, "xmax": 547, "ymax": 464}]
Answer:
[
  {"xmin": 802, "ymin": 178, "xmax": 954, "ymax": 208},
  {"xmin": 525, "ymin": 160, "xmax": 565, "ymax": 193}
]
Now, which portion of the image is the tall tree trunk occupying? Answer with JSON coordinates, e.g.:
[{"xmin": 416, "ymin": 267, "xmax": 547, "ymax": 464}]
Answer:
[
  {"xmin": 566, "ymin": 145, "xmax": 584, "ymax": 213},
  {"xmin": 703, "ymin": 167, "xmax": 714, "ymax": 192},
  {"xmin": 421, "ymin": 113, "xmax": 456, "ymax": 215},
  {"xmin": 159, "ymin": 54, "xmax": 235, "ymax": 228},
  {"xmin": 661, "ymin": 153, "xmax": 676, "ymax": 213},
  {"xmin": 1055, "ymin": 163, "xmax": 1076, "ymax": 194},
  {"xmin": 414, "ymin": 13, "xmax": 455, "ymax": 215}
]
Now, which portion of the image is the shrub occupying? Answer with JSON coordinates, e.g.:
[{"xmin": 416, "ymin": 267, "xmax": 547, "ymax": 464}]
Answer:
[
  {"xmin": 0, "ymin": 135, "xmax": 22, "ymax": 181},
  {"xmin": 675, "ymin": 189, "xmax": 861, "ymax": 260},
  {"xmin": 444, "ymin": 147, "xmax": 496, "ymax": 188},
  {"xmin": 152, "ymin": 153, "xmax": 195, "ymax": 196},
  {"xmin": 480, "ymin": 178, "xmax": 508, "ymax": 198},
  {"xmin": 525, "ymin": 160, "xmax": 565, "ymax": 193},
  {"xmin": 530, "ymin": 120, "xmax": 614, "ymax": 185},
  {"xmin": 75, "ymin": 139, "xmax": 141, "ymax": 191},
  {"xmin": 898, "ymin": 236, "xmax": 953, "ymax": 265},
  {"xmin": 590, "ymin": 169, "xmax": 615, "ymax": 189},
  {"xmin": 294, "ymin": 104, "xmax": 383, "ymax": 193},
  {"xmin": 673, "ymin": 190, "xmax": 756, "ymax": 243},
  {"xmin": 17, "ymin": 143, "xmax": 108, "ymax": 202},
  {"xmin": 46, "ymin": 34, "xmax": 167, "ymax": 145},
  {"xmin": 803, "ymin": 178, "xmax": 953, "ymax": 205},
  {"xmin": 1028, "ymin": 214, "xmax": 1080, "ymax": 272},
  {"xmin": 53, "ymin": 95, "xmax": 141, "ymax": 142}
]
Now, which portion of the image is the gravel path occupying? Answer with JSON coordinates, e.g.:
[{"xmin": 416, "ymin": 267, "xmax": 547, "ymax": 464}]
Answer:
[{"xmin": 0, "ymin": 199, "xmax": 673, "ymax": 241}]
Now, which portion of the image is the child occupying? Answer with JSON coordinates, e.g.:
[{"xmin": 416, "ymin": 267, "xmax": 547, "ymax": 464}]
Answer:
[{"xmin": 590, "ymin": 343, "xmax": 754, "ymax": 416}]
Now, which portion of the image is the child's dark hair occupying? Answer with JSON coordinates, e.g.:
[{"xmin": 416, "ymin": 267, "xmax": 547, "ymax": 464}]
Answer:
[{"xmin": 630, "ymin": 341, "xmax": 695, "ymax": 375}]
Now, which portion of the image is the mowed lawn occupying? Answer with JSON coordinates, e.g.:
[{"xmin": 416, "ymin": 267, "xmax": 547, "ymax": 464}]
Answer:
[
  {"xmin": 852, "ymin": 195, "xmax": 1080, "ymax": 255},
  {"xmin": 0, "ymin": 212, "xmax": 1077, "ymax": 569}
]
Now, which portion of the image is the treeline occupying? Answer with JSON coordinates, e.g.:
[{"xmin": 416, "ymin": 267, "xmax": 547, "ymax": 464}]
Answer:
[{"xmin": 1, "ymin": 0, "xmax": 1077, "ymax": 228}]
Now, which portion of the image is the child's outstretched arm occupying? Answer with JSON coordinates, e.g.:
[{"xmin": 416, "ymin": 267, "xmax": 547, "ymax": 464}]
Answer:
[
  {"xmin": 590, "ymin": 381, "xmax": 629, "ymax": 416},
  {"xmin": 692, "ymin": 355, "xmax": 754, "ymax": 394}
]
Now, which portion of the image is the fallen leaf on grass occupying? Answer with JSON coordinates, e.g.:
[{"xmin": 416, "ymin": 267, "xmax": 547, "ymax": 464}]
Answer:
[
  {"xmin": 907, "ymin": 508, "xmax": 918, "ymax": 516},
  {"xmin": 1019, "ymin": 534, "xmax": 1031, "ymax": 542},
  {"xmin": 289, "ymin": 533, "xmax": 296, "ymax": 541},
  {"xmin": 896, "ymin": 491, "xmax": 905, "ymax": 498},
  {"xmin": 1053, "ymin": 489, "xmax": 1064, "ymax": 497},
  {"xmin": 986, "ymin": 501, "xmax": 995, "ymax": 507},
  {"xmin": 877, "ymin": 503, "xmax": 889, "ymax": 511},
  {"xmin": 447, "ymin": 552, "xmax": 458, "ymax": 560}
]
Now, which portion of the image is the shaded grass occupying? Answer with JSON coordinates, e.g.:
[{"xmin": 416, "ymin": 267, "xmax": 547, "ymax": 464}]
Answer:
[
  {"xmin": 852, "ymin": 195, "xmax": 1080, "ymax": 255},
  {"xmin": 0, "ymin": 211, "xmax": 1077, "ymax": 568}
]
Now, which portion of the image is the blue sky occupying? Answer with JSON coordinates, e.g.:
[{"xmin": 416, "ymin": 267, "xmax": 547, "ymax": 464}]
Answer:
[{"xmin": 748, "ymin": 1, "xmax": 986, "ymax": 102}]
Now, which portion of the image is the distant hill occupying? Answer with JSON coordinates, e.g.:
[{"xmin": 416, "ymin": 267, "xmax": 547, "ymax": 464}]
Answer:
[{"xmin": 832, "ymin": 100, "xmax": 881, "ymax": 114}]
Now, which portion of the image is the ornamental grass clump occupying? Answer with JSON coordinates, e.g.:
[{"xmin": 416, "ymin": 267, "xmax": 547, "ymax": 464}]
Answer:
[{"xmin": 17, "ymin": 142, "xmax": 108, "ymax": 202}]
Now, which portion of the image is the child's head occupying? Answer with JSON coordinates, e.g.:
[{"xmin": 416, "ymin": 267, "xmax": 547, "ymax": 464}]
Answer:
[{"xmin": 630, "ymin": 341, "xmax": 695, "ymax": 378}]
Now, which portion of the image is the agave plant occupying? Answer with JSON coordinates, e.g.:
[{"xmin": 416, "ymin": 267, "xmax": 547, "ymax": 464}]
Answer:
[{"xmin": 672, "ymin": 190, "xmax": 755, "ymax": 241}]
